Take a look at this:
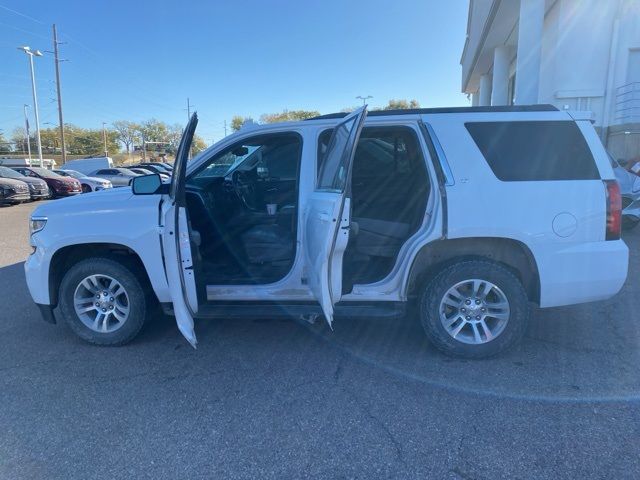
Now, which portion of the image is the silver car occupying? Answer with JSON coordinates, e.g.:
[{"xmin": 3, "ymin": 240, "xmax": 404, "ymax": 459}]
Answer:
[
  {"xmin": 89, "ymin": 168, "xmax": 140, "ymax": 188},
  {"xmin": 610, "ymin": 154, "xmax": 640, "ymax": 230}
]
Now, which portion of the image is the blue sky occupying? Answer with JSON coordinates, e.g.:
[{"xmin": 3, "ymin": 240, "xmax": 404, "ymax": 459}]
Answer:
[{"xmin": 1, "ymin": 0, "xmax": 470, "ymax": 144}]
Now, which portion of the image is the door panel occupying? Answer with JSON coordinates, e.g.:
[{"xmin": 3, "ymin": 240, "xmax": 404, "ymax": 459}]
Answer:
[
  {"xmin": 304, "ymin": 107, "xmax": 367, "ymax": 327},
  {"xmin": 164, "ymin": 112, "xmax": 199, "ymax": 346}
]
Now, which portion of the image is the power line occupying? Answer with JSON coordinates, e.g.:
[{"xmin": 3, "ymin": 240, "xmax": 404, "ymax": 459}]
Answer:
[{"xmin": 0, "ymin": 4, "xmax": 45, "ymax": 24}]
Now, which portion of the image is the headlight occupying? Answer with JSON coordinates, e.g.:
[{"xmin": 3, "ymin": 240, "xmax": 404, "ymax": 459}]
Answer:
[{"xmin": 29, "ymin": 216, "xmax": 47, "ymax": 235}]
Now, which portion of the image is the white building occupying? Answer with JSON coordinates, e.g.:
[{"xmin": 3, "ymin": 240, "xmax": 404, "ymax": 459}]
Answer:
[{"xmin": 461, "ymin": 0, "xmax": 640, "ymax": 160}]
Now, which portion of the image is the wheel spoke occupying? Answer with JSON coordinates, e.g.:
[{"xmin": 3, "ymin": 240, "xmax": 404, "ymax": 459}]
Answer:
[
  {"xmin": 443, "ymin": 314, "xmax": 463, "ymax": 329},
  {"xmin": 448, "ymin": 287, "xmax": 465, "ymax": 302},
  {"xmin": 450, "ymin": 320, "xmax": 467, "ymax": 338},
  {"xmin": 442, "ymin": 296, "xmax": 461, "ymax": 308},
  {"xmin": 471, "ymin": 323, "xmax": 482, "ymax": 343},
  {"xmin": 76, "ymin": 304, "xmax": 97, "ymax": 314},
  {"xmin": 112, "ymin": 306, "xmax": 127, "ymax": 322},
  {"xmin": 479, "ymin": 320, "xmax": 493, "ymax": 341}
]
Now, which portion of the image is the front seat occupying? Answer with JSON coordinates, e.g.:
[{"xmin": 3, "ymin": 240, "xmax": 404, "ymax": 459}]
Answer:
[{"xmin": 240, "ymin": 207, "xmax": 295, "ymax": 264}]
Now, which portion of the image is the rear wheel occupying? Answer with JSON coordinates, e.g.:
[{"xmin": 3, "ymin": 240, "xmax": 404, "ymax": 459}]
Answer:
[
  {"xmin": 58, "ymin": 257, "xmax": 147, "ymax": 346},
  {"xmin": 419, "ymin": 260, "xmax": 529, "ymax": 359}
]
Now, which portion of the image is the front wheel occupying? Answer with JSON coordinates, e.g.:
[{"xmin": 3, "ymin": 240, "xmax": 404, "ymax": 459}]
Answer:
[
  {"xmin": 420, "ymin": 260, "xmax": 529, "ymax": 359},
  {"xmin": 58, "ymin": 257, "xmax": 147, "ymax": 346},
  {"xmin": 81, "ymin": 184, "xmax": 92, "ymax": 193}
]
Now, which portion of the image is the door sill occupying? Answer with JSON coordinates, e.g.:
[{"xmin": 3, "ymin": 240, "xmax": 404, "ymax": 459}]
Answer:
[{"xmin": 171, "ymin": 301, "xmax": 407, "ymax": 320}]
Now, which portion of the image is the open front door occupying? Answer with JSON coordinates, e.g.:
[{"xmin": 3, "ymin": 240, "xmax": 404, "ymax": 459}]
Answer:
[
  {"xmin": 304, "ymin": 106, "xmax": 367, "ymax": 328},
  {"xmin": 162, "ymin": 113, "xmax": 199, "ymax": 347}
]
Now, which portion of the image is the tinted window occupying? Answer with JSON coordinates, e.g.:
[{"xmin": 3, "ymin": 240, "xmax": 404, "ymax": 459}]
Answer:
[{"xmin": 465, "ymin": 121, "xmax": 599, "ymax": 181}]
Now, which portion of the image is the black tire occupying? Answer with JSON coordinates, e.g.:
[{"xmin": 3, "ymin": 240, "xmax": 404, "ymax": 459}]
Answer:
[
  {"xmin": 81, "ymin": 184, "xmax": 92, "ymax": 193},
  {"xmin": 58, "ymin": 257, "xmax": 147, "ymax": 346},
  {"xmin": 419, "ymin": 260, "xmax": 529, "ymax": 359}
]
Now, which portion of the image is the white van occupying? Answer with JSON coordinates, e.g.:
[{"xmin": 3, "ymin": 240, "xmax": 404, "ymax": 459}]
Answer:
[{"xmin": 61, "ymin": 157, "xmax": 113, "ymax": 176}]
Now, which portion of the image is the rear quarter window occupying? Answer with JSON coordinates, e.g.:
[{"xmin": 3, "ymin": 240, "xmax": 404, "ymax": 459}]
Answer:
[{"xmin": 465, "ymin": 121, "xmax": 600, "ymax": 181}]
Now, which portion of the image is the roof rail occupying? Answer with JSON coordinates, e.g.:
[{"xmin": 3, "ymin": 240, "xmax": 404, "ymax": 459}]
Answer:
[{"xmin": 307, "ymin": 104, "xmax": 559, "ymax": 120}]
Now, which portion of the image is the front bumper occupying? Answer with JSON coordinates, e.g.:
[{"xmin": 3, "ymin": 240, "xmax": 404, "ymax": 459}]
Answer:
[
  {"xmin": 0, "ymin": 192, "xmax": 31, "ymax": 204},
  {"xmin": 29, "ymin": 187, "xmax": 51, "ymax": 199},
  {"xmin": 54, "ymin": 189, "xmax": 82, "ymax": 197}
]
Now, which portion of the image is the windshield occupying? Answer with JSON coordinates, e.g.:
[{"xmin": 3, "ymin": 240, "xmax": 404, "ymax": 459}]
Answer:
[
  {"xmin": 30, "ymin": 167, "xmax": 63, "ymax": 179},
  {"xmin": 59, "ymin": 170, "xmax": 83, "ymax": 179},
  {"xmin": 0, "ymin": 166, "xmax": 25, "ymax": 179},
  {"xmin": 196, "ymin": 145, "xmax": 261, "ymax": 178}
]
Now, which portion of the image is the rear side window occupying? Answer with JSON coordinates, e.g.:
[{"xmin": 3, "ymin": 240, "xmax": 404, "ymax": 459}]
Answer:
[{"xmin": 465, "ymin": 121, "xmax": 599, "ymax": 181}]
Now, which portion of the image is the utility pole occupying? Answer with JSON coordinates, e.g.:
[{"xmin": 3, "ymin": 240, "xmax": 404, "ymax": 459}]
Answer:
[
  {"xmin": 23, "ymin": 104, "xmax": 32, "ymax": 165},
  {"xmin": 52, "ymin": 24, "xmax": 67, "ymax": 164},
  {"xmin": 186, "ymin": 97, "xmax": 193, "ymax": 122},
  {"xmin": 102, "ymin": 122, "xmax": 108, "ymax": 157}
]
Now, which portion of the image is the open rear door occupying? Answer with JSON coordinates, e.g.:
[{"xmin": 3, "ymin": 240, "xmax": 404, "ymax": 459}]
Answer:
[
  {"xmin": 304, "ymin": 106, "xmax": 367, "ymax": 328},
  {"xmin": 162, "ymin": 113, "xmax": 199, "ymax": 347}
]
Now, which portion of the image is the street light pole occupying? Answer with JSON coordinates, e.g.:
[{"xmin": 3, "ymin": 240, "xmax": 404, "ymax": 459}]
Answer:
[
  {"xmin": 356, "ymin": 95, "xmax": 373, "ymax": 106},
  {"xmin": 102, "ymin": 122, "xmax": 108, "ymax": 157},
  {"xmin": 23, "ymin": 104, "xmax": 32, "ymax": 165},
  {"xmin": 19, "ymin": 46, "xmax": 44, "ymax": 167}
]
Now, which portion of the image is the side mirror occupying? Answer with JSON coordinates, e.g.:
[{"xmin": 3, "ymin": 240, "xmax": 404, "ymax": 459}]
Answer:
[{"xmin": 132, "ymin": 174, "xmax": 162, "ymax": 195}]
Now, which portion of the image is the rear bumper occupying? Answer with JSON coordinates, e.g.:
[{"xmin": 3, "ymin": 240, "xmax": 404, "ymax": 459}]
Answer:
[{"xmin": 536, "ymin": 240, "xmax": 629, "ymax": 308}]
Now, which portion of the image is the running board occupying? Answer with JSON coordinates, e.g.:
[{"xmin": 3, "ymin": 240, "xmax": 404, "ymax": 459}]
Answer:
[{"xmin": 161, "ymin": 301, "xmax": 406, "ymax": 320}]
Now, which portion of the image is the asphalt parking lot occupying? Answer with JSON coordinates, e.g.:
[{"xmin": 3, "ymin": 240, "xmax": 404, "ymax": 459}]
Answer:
[{"xmin": 1, "ymin": 201, "xmax": 639, "ymax": 479}]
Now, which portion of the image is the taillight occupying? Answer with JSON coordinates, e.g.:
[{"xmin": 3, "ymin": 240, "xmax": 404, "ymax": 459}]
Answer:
[{"xmin": 604, "ymin": 180, "xmax": 621, "ymax": 240}]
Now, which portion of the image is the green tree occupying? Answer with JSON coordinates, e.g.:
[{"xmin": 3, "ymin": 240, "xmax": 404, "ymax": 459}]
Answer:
[
  {"xmin": 231, "ymin": 115, "xmax": 253, "ymax": 132},
  {"xmin": 260, "ymin": 109, "xmax": 320, "ymax": 124},
  {"xmin": 0, "ymin": 132, "xmax": 11, "ymax": 152},
  {"xmin": 10, "ymin": 127, "xmax": 30, "ymax": 153},
  {"xmin": 191, "ymin": 134, "xmax": 207, "ymax": 155},
  {"xmin": 112, "ymin": 120, "xmax": 140, "ymax": 155},
  {"xmin": 381, "ymin": 99, "xmax": 420, "ymax": 110}
]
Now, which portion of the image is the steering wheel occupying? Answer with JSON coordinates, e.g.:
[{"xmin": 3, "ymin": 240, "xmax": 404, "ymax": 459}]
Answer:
[{"xmin": 231, "ymin": 170, "xmax": 259, "ymax": 210}]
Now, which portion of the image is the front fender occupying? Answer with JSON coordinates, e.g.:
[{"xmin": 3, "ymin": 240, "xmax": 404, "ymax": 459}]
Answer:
[{"xmin": 24, "ymin": 192, "xmax": 170, "ymax": 305}]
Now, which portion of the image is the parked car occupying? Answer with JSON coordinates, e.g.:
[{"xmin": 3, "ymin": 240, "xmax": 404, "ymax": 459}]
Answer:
[
  {"xmin": 138, "ymin": 162, "xmax": 172, "ymax": 174},
  {"xmin": 53, "ymin": 169, "xmax": 112, "ymax": 193},
  {"xmin": 60, "ymin": 157, "xmax": 113, "ymax": 176},
  {"xmin": 12, "ymin": 166, "xmax": 81, "ymax": 198},
  {"xmin": 610, "ymin": 154, "xmax": 640, "ymax": 230},
  {"xmin": 24, "ymin": 106, "xmax": 628, "ymax": 358},
  {"xmin": 0, "ymin": 166, "xmax": 50, "ymax": 200},
  {"xmin": 128, "ymin": 165, "xmax": 171, "ymax": 180},
  {"xmin": 88, "ymin": 168, "xmax": 140, "ymax": 187},
  {"xmin": 0, "ymin": 176, "xmax": 30, "ymax": 205}
]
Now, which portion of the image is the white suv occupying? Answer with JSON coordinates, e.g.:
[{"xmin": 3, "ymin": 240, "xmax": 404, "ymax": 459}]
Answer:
[{"xmin": 24, "ymin": 105, "xmax": 629, "ymax": 358}]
